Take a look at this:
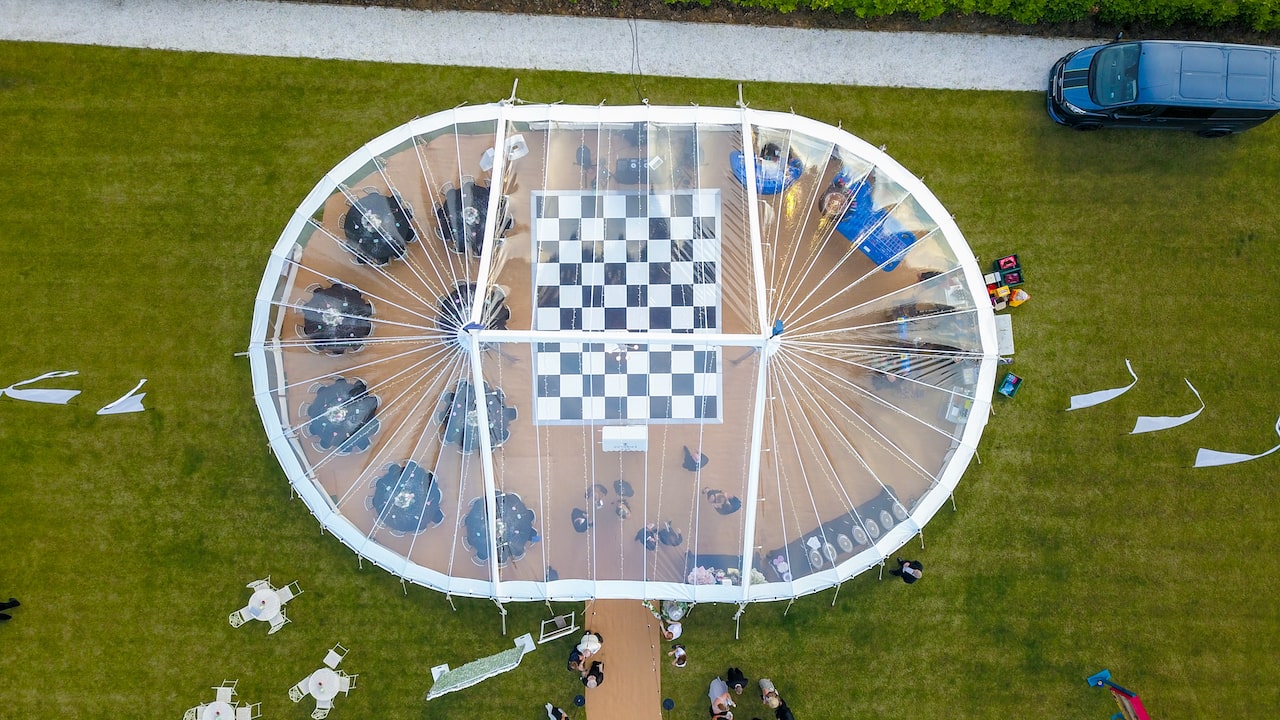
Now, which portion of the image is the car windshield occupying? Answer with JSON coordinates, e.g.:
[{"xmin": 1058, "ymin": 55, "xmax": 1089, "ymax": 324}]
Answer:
[{"xmin": 1090, "ymin": 44, "xmax": 1141, "ymax": 106}]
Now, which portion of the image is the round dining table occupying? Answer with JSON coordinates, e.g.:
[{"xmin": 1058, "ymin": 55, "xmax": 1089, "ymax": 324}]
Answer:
[
  {"xmin": 343, "ymin": 191, "xmax": 414, "ymax": 265},
  {"xmin": 307, "ymin": 378, "xmax": 379, "ymax": 451},
  {"xmin": 436, "ymin": 182, "xmax": 491, "ymax": 256},
  {"xmin": 372, "ymin": 462, "xmax": 443, "ymax": 534},
  {"xmin": 301, "ymin": 283, "xmax": 374, "ymax": 352},
  {"xmin": 202, "ymin": 701, "xmax": 235, "ymax": 720},
  {"xmin": 438, "ymin": 379, "xmax": 511, "ymax": 453},
  {"xmin": 464, "ymin": 492, "xmax": 536, "ymax": 563},
  {"xmin": 246, "ymin": 586, "xmax": 281, "ymax": 622},
  {"xmin": 308, "ymin": 667, "xmax": 341, "ymax": 701}
]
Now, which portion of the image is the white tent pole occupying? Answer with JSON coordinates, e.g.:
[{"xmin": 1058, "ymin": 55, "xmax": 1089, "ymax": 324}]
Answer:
[
  {"xmin": 733, "ymin": 602, "xmax": 747, "ymax": 640},
  {"xmin": 830, "ymin": 581, "xmax": 844, "ymax": 607},
  {"xmin": 493, "ymin": 598, "xmax": 508, "ymax": 636}
]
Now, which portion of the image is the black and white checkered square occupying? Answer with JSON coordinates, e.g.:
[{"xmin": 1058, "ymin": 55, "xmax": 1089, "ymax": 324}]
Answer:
[{"xmin": 531, "ymin": 190, "xmax": 722, "ymax": 423}]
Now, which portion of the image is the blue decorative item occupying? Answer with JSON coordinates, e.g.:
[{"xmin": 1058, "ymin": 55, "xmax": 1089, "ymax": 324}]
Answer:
[{"xmin": 574, "ymin": 694, "xmax": 586, "ymax": 707}]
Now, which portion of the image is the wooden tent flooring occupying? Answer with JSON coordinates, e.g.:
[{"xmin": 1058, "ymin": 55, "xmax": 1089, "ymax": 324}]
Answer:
[{"xmin": 584, "ymin": 600, "xmax": 664, "ymax": 720}]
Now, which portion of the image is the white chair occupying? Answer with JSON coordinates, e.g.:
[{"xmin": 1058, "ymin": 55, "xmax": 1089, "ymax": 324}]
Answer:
[
  {"xmin": 267, "ymin": 607, "xmax": 290, "ymax": 635},
  {"xmin": 228, "ymin": 609, "xmax": 247, "ymax": 628},
  {"xmin": 235, "ymin": 702, "xmax": 261, "ymax": 720},
  {"xmin": 183, "ymin": 707, "xmax": 199, "ymax": 720},
  {"xmin": 246, "ymin": 576, "xmax": 272, "ymax": 591},
  {"xmin": 276, "ymin": 581, "xmax": 303, "ymax": 605},
  {"xmin": 323, "ymin": 642, "xmax": 349, "ymax": 669},
  {"xmin": 311, "ymin": 708, "xmax": 330, "ymax": 720},
  {"xmin": 215, "ymin": 680, "xmax": 237, "ymax": 703},
  {"xmin": 288, "ymin": 683, "xmax": 307, "ymax": 703},
  {"xmin": 338, "ymin": 672, "xmax": 358, "ymax": 695},
  {"xmin": 538, "ymin": 612, "xmax": 579, "ymax": 644}
]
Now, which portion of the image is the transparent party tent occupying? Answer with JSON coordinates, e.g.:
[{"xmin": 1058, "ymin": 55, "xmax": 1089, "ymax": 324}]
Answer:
[{"xmin": 249, "ymin": 102, "xmax": 998, "ymax": 605}]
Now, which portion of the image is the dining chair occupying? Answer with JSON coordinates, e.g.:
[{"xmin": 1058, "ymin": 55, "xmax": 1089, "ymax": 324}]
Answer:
[
  {"xmin": 183, "ymin": 707, "xmax": 199, "ymax": 720},
  {"xmin": 323, "ymin": 642, "xmax": 348, "ymax": 670},
  {"xmin": 311, "ymin": 708, "xmax": 330, "ymax": 720},
  {"xmin": 276, "ymin": 581, "xmax": 303, "ymax": 605},
  {"xmin": 234, "ymin": 702, "xmax": 261, "ymax": 720},
  {"xmin": 338, "ymin": 672, "xmax": 358, "ymax": 694},
  {"xmin": 439, "ymin": 180, "xmax": 456, "ymax": 196},
  {"xmin": 246, "ymin": 576, "xmax": 272, "ymax": 591},
  {"xmin": 214, "ymin": 680, "xmax": 237, "ymax": 703},
  {"xmin": 267, "ymin": 608, "xmax": 290, "ymax": 635},
  {"xmin": 228, "ymin": 609, "xmax": 247, "ymax": 628},
  {"xmin": 288, "ymin": 683, "xmax": 306, "ymax": 703}
]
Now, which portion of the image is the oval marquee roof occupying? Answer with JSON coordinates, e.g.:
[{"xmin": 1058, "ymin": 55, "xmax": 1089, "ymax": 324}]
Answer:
[{"xmin": 249, "ymin": 103, "xmax": 997, "ymax": 604}]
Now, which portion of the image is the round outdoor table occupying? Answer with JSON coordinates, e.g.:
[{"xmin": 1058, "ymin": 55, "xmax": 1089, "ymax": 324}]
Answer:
[
  {"xmin": 202, "ymin": 701, "xmax": 235, "ymax": 720},
  {"xmin": 246, "ymin": 586, "xmax": 281, "ymax": 622},
  {"xmin": 343, "ymin": 191, "xmax": 414, "ymax": 265},
  {"xmin": 308, "ymin": 667, "xmax": 341, "ymax": 701}
]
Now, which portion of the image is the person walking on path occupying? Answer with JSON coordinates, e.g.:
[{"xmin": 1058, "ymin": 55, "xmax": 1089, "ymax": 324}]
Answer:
[
  {"xmin": 890, "ymin": 558, "xmax": 923, "ymax": 584},
  {"xmin": 0, "ymin": 597, "xmax": 19, "ymax": 621}
]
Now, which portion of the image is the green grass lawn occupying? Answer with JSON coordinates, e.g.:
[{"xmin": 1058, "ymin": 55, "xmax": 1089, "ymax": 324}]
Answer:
[{"xmin": 1, "ymin": 41, "xmax": 1278, "ymax": 719}]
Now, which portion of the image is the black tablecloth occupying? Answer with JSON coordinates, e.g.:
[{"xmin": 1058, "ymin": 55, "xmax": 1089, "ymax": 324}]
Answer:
[
  {"xmin": 306, "ymin": 378, "xmax": 379, "ymax": 451},
  {"xmin": 464, "ymin": 492, "xmax": 537, "ymax": 563},
  {"xmin": 343, "ymin": 191, "xmax": 415, "ymax": 265},
  {"xmin": 437, "ymin": 379, "xmax": 515, "ymax": 453},
  {"xmin": 436, "ymin": 283, "xmax": 511, "ymax": 339},
  {"xmin": 372, "ymin": 461, "xmax": 442, "ymax": 534},
  {"xmin": 436, "ymin": 182, "xmax": 489, "ymax": 256},
  {"xmin": 301, "ymin": 283, "xmax": 374, "ymax": 353}
]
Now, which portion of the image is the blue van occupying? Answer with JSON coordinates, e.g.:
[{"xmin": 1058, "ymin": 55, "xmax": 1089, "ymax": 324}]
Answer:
[{"xmin": 1047, "ymin": 40, "xmax": 1280, "ymax": 137}]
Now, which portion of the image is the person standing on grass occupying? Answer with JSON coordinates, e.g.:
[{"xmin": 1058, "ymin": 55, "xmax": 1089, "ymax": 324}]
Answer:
[
  {"xmin": 0, "ymin": 597, "xmax": 18, "ymax": 621},
  {"xmin": 890, "ymin": 558, "xmax": 923, "ymax": 584}
]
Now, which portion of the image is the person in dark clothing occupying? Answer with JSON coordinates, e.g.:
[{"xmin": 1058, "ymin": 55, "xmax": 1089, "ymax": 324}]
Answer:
[
  {"xmin": 571, "ymin": 508, "xmax": 591, "ymax": 533},
  {"xmin": 658, "ymin": 521, "xmax": 684, "ymax": 547},
  {"xmin": 683, "ymin": 446, "xmax": 710, "ymax": 472},
  {"xmin": 0, "ymin": 597, "xmax": 19, "ymax": 621},
  {"xmin": 726, "ymin": 667, "xmax": 749, "ymax": 694},
  {"xmin": 774, "ymin": 700, "xmax": 796, "ymax": 720},
  {"xmin": 567, "ymin": 647, "xmax": 585, "ymax": 673},
  {"xmin": 582, "ymin": 660, "xmax": 604, "ymax": 688},
  {"xmin": 635, "ymin": 523, "xmax": 658, "ymax": 551},
  {"xmin": 716, "ymin": 496, "xmax": 742, "ymax": 515},
  {"xmin": 890, "ymin": 558, "xmax": 923, "ymax": 584}
]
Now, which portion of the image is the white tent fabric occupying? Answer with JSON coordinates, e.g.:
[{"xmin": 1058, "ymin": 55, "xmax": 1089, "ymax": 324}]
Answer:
[
  {"xmin": 1194, "ymin": 416, "xmax": 1280, "ymax": 468},
  {"xmin": 1067, "ymin": 359, "xmax": 1137, "ymax": 411},
  {"xmin": 1130, "ymin": 379, "xmax": 1202, "ymax": 434},
  {"xmin": 97, "ymin": 379, "xmax": 148, "ymax": 415},
  {"xmin": 2, "ymin": 371, "xmax": 81, "ymax": 404},
  {"xmin": 248, "ymin": 103, "xmax": 999, "ymax": 603}
]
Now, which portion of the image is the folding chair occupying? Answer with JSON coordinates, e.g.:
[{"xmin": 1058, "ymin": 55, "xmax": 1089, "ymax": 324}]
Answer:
[
  {"xmin": 246, "ymin": 576, "xmax": 272, "ymax": 591},
  {"xmin": 228, "ymin": 609, "xmax": 247, "ymax": 628},
  {"xmin": 323, "ymin": 642, "xmax": 349, "ymax": 669},
  {"xmin": 267, "ymin": 607, "xmax": 290, "ymax": 635},
  {"xmin": 215, "ymin": 680, "xmax": 238, "ymax": 703},
  {"xmin": 276, "ymin": 581, "xmax": 303, "ymax": 605},
  {"xmin": 538, "ymin": 611, "xmax": 579, "ymax": 644},
  {"xmin": 338, "ymin": 672, "xmax": 358, "ymax": 695},
  {"xmin": 235, "ymin": 702, "xmax": 262, "ymax": 720}
]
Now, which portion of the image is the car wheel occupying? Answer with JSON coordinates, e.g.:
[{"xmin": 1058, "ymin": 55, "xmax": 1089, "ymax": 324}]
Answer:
[
  {"xmin": 1196, "ymin": 128, "xmax": 1232, "ymax": 138},
  {"xmin": 1073, "ymin": 122, "xmax": 1104, "ymax": 132}
]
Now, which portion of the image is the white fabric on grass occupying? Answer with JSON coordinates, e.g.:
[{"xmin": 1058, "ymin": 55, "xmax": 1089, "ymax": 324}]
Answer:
[
  {"xmin": 1067, "ymin": 359, "xmax": 1137, "ymax": 411},
  {"xmin": 1194, "ymin": 416, "xmax": 1280, "ymax": 468},
  {"xmin": 1130, "ymin": 379, "xmax": 1203, "ymax": 434},
  {"xmin": 97, "ymin": 378, "xmax": 148, "ymax": 415},
  {"xmin": 2, "ymin": 370, "xmax": 81, "ymax": 404}
]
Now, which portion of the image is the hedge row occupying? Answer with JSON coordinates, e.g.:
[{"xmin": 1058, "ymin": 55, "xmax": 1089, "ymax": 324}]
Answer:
[{"xmin": 668, "ymin": 0, "xmax": 1280, "ymax": 31}]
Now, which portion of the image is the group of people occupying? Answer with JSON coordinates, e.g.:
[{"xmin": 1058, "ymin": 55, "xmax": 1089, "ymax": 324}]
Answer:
[
  {"xmin": 635, "ymin": 520, "xmax": 684, "ymax": 550},
  {"xmin": 565, "ymin": 630, "xmax": 606, "ymax": 688},
  {"xmin": 707, "ymin": 668, "xmax": 795, "ymax": 720}
]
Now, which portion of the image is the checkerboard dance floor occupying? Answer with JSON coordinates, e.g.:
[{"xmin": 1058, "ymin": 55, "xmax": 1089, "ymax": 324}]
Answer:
[{"xmin": 531, "ymin": 190, "xmax": 723, "ymax": 423}]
